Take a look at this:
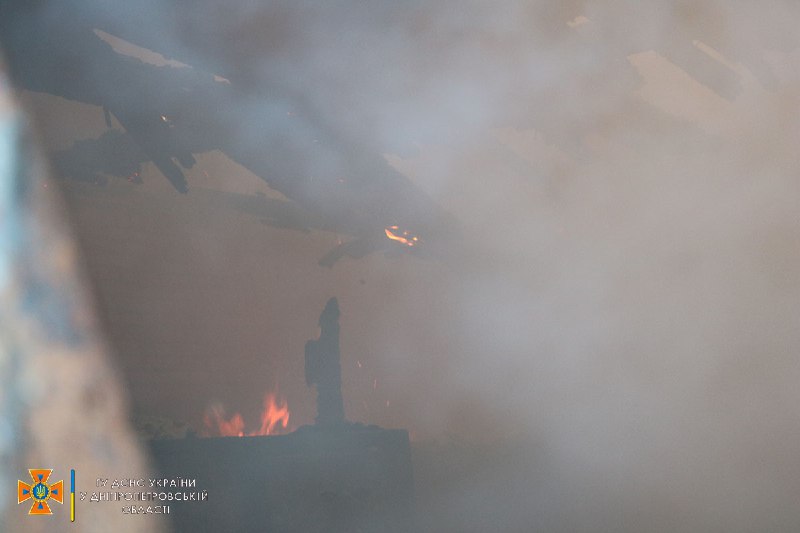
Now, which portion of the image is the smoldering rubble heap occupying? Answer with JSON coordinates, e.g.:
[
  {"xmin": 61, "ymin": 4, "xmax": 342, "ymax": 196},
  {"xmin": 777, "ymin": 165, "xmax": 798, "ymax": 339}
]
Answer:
[{"xmin": 149, "ymin": 298, "xmax": 414, "ymax": 533}]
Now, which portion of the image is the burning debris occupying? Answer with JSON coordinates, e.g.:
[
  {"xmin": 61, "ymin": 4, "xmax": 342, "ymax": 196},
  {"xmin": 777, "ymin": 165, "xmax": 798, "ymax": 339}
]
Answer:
[
  {"xmin": 202, "ymin": 391, "xmax": 292, "ymax": 438},
  {"xmin": 147, "ymin": 297, "xmax": 414, "ymax": 532},
  {"xmin": 384, "ymin": 225, "xmax": 421, "ymax": 247}
]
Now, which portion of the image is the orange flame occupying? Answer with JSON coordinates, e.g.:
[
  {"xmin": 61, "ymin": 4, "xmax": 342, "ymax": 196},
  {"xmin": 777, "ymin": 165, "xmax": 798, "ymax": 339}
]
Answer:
[
  {"xmin": 203, "ymin": 392, "xmax": 291, "ymax": 437},
  {"xmin": 384, "ymin": 225, "xmax": 421, "ymax": 247},
  {"xmin": 254, "ymin": 393, "xmax": 291, "ymax": 435}
]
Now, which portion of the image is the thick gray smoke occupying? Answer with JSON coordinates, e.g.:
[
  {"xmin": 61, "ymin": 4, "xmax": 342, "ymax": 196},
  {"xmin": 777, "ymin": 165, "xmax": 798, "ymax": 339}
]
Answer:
[
  {"xmin": 307, "ymin": 4, "xmax": 800, "ymax": 530},
  {"xmin": 322, "ymin": 3, "xmax": 800, "ymax": 531},
  {"xmin": 10, "ymin": 1, "xmax": 800, "ymax": 531}
]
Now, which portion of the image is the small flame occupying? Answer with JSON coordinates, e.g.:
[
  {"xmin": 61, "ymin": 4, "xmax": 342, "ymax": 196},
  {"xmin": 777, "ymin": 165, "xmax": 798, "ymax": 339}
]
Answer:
[
  {"xmin": 384, "ymin": 225, "xmax": 421, "ymax": 247},
  {"xmin": 203, "ymin": 391, "xmax": 291, "ymax": 437},
  {"xmin": 254, "ymin": 393, "xmax": 291, "ymax": 436}
]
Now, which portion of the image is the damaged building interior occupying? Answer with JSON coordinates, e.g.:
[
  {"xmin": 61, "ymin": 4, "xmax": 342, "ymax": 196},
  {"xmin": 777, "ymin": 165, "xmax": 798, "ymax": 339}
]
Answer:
[{"xmin": 4, "ymin": 1, "xmax": 800, "ymax": 532}]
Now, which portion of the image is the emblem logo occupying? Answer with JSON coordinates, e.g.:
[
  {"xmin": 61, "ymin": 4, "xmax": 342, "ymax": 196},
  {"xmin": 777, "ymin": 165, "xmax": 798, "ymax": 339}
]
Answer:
[{"xmin": 18, "ymin": 469, "xmax": 64, "ymax": 515}]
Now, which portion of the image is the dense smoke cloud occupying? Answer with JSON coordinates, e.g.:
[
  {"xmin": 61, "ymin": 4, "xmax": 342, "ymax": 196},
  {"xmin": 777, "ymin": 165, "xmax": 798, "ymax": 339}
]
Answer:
[
  {"xmin": 8, "ymin": 1, "xmax": 800, "ymax": 531},
  {"xmin": 332, "ymin": 2, "xmax": 800, "ymax": 531}
]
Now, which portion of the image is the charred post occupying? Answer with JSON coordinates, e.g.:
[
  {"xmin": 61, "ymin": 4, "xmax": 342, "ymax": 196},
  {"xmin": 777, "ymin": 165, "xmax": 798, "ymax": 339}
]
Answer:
[{"xmin": 305, "ymin": 297, "xmax": 346, "ymax": 426}]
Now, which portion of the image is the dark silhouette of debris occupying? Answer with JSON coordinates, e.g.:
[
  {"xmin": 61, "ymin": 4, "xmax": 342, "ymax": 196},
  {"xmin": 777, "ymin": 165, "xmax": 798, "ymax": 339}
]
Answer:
[{"xmin": 305, "ymin": 297, "xmax": 346, "ymax": 426}]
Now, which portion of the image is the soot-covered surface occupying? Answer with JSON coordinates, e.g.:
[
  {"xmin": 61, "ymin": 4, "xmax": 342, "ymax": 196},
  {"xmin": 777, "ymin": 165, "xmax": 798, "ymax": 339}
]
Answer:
[{"xmin": 149, "ymin": 425, "xmax": 413, "ymax": 533}]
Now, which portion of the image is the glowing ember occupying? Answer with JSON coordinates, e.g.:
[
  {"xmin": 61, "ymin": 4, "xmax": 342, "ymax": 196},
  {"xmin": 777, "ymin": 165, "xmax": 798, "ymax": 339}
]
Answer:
[
  {"xmin": 384, "ymin": 225, "xmax": 421, "ymax": 247},
  {"xmin": 202, "ymin": 391, "xmax": 291, "ymax": 437}
]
